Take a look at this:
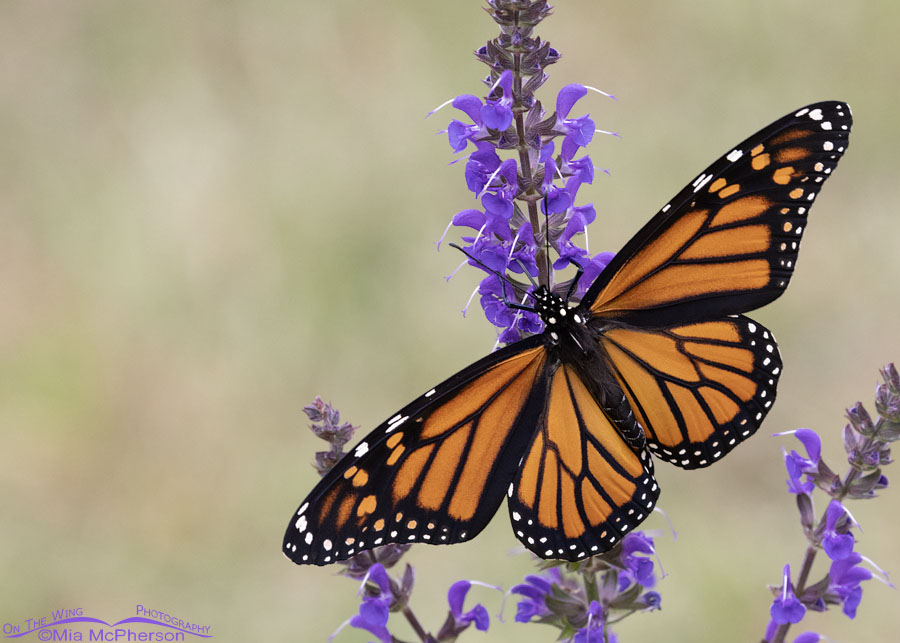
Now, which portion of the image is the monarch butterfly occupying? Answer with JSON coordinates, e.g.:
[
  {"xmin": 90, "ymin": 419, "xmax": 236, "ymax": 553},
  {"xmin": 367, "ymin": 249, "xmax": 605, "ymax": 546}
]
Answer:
[{"xmin": 284, "ymin": 101, "xmax": 851, "ymax": 565}]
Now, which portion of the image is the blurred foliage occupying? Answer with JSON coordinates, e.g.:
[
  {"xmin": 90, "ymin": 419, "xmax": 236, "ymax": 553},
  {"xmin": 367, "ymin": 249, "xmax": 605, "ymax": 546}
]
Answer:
[{"xmin": 1, "ymin": 1, "xmax": 898, "ymax": 641}]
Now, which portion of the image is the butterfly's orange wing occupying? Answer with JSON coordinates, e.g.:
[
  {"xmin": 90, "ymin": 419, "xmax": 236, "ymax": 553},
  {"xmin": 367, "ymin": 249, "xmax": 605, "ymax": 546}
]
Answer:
[
  {"xmin": 283, "ymin": 340, "xmax": 549, "ymax": 565},
  {"xmin": 507, "ymin": 364, "xmax": 659, "ymax": 559},
  {"xmin": 581, "ymin": 102, "xmax": 850, "ymax": 468},
  {"xmin": 599, "ymin": 316, "xmax": 781, "ymax": 468},
  {"xmin": 585, "ymin": 102, "xmax": 852, "ymax": 327}
]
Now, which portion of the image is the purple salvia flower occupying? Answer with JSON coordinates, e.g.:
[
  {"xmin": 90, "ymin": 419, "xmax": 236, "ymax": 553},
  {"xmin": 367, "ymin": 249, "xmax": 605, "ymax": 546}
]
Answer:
[
  {"xmin": 463, "ymin": 143, "xmax": 502, "ymax": 194},
  {"xmin": 771, "ymin": 565, "xmax": 806, "ymax": 625},
  {"xmin": 822, "ymin": 500, "xmax": 855, "ymax": 561},
  {"xmin": 348, "ymin": 564, "xmax": 393, "ymax": 643},
  {"xmin": 447, "ymin": 95, "xmax": 487, "ymax": 151},
  {"xmin": 510, "ymin": 568, "xmax": 561, "ymax": 623},
  {"xmin": 639, "ymin": 591, "xmax": 662, "ymax": 611},
  {"xmin": 573, "ymin": 601, "xmax": 615, "ymax": 643},
  {"xmin": 447, "ymin": 581, "xmax": 491, "ymax": 632},
  {"xmin": 541, "ymin": 159, "xmax": 573, "ymax": 214},
  {"xmin": 481, "ymin": 70, "xmax": 514, "ymax": 131},
  {"xmin": 576, "ymin": 252, "xmax": 615, "ymax": 297},
  {"xmin": 828, "ymin": 553, "xmax": 873, "ymax": 619},
  {"xmin": 555, "ymin": 84, "xmax": 596, "ymax": 148},
  {"xmin": 303, "ymin": 397, "xmax": 360, "ymax": 477},
  {"xmin": 618, "ymin": 532, "xmax": 657, "ymax": 590},
  {"xmin": 777, "ymin": 428, "xmax": 822, "ymax": 494}
]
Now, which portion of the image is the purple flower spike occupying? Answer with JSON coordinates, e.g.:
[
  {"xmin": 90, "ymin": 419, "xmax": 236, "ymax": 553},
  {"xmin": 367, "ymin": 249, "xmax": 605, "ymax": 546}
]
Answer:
[
  {"xmin": 823, "ymin": 500, "xmax": 855, "ymax": 561},
  {"xmin": 447, "ymin": 581, "xmax": 491, "ymax": 632},
  {"xmin": 771, "ymin": 565, "xmax": 806, "ymax": 625},
  {"xmin": 439, "ymin": 6, "xmax": 623, "ymax": 345}
]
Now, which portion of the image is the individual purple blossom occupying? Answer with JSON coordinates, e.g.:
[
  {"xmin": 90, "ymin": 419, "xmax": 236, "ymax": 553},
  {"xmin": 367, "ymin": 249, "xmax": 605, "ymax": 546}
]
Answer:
[
  {"xmin": 618, "ymin": 532, "xmax": 657, "ymax": 590},
  {"xmin": 770, "ymin": 565, "xmax": 806, "ymax": 625},
  {"xmin": 828, "ymin": 553, "xmax": 873, "ymax": 619},
  {"xmin": 639, "ymin": 591, "xmax": 662, "ymax": 611},
  {"xmin": 510, "ymin": 569, "xmax": 559, "ymax": 623},
  {"xmin": 573, "ymin": 601, "xmax": 615, "ymax": 643},
  {"xmin": 822, "ymin": 500, "xmax": 855, "ymax": 561},
  {"xmin": 777, "ymin": 428, "xmax": 822, "ymax": 494},
  {"xmin": 555, "ymin": 84, "xmax": 596, "ymax": 148},
  {"xmin": 575, "ymin": 252, "xmax": 615, "ymax": 297},
  {"xmin": 560, "ymin": 136, "xmax": 596, "ymax": 183},
  {"xmin": 446, "ymin": 581, "xmax": 491, "ymax": 632},
  {"xmin": 348, "ymin": 564, "xmax": 393, "ymax": 643},
  {"xmin": 540, "ymin": 159, "xmax": 573, "ymax": 214},
  {"xmin": 463, "ymin": 142, "xmax": 503, "ymax": 194},
  {"xmin": 447, "ymin": 95, "xmax": 488, "ymax": 151},
  {"xmin": 481, "ymin": 70, "xmax": 514, "ymax": 131}
]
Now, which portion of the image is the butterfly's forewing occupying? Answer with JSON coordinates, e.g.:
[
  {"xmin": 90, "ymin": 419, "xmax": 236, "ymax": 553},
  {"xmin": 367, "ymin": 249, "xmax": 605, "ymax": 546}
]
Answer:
[
  {"xmin": 508, "ymin": 364, "xmax": 659, "ymax": 559},
  {"xmin": 283, "ymin": 340, "xmax": 549, "ymax": 565},
  {"xmin": 584, "ymin": 101, "xmax": 852, "ymax": 327},
  {"xmin": 583, "ymin": 101, "xmax": 851, "ymax": 469},
  {"xmin": 600, "ymin": 316, "xmax": 782, "ymax": 469}
]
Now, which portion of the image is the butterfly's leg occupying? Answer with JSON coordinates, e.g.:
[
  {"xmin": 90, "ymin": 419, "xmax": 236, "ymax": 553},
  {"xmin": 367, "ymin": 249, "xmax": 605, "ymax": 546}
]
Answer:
[{"xmin": 561, "ymin": 258, "xmax": 585, "ymax": 303}]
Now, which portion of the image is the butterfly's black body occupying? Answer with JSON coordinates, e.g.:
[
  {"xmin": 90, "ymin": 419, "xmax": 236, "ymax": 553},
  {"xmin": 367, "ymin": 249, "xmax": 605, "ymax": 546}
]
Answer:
[
  {"xmin": 534, "ymin": 285, "xmax": 648, "ymax": 451},
  {"xmin": 284, "ymin": 102, "xmax": 852, "ymax": 565}
]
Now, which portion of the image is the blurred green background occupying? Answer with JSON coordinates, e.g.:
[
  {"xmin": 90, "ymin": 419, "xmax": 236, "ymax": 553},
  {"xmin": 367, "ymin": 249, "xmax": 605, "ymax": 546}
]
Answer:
[{"xmin": 1, "ymin": 1, "xmax": 898, "ymax": 641}]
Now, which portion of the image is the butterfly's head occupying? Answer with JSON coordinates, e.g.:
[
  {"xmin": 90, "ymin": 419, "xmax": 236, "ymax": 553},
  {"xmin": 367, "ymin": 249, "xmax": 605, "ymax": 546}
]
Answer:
[{"xmin": 531, "ymin": 285, "xmax": 587, "ymax": 344}]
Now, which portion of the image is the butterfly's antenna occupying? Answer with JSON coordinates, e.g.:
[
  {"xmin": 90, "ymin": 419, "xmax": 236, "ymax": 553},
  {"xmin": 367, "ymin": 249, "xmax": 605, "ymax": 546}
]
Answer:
[
  {"xmin": 516, "ymin": 260, "xmax": 538, "ymax": 289},
  {"xmin": 542, "ymin": 193, "xmax": 552, "ymax": 289},
  {"xmin": 448, "ymin": 243, "xmax": 537, "ymax": 309}
]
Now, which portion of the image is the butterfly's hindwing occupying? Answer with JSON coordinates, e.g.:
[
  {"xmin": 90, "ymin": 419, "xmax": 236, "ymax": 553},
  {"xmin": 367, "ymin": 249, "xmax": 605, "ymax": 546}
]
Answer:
[
  {"xmin": 508, "ymin": 364, "xmax": 659, "ymax": 560},
  {"xmin": 585, "ymin": 101, "xmax": 852, "ymax": 326},
  {"xmin": 599, "ymin": 315, "xmax": 782, "ymax": 469}
]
